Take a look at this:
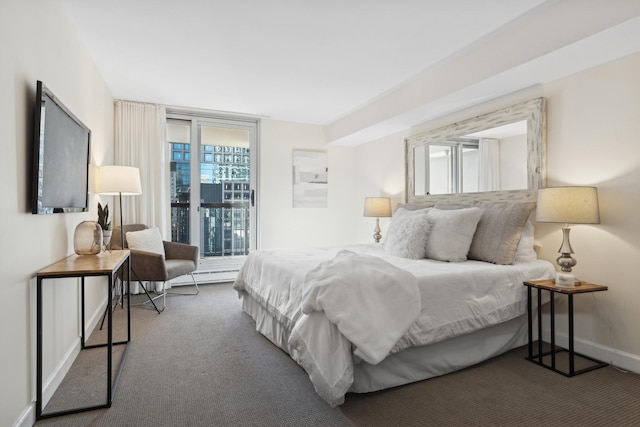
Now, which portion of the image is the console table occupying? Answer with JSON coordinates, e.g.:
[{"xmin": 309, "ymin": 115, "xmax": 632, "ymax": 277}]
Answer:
[{"xmin": 36, "ymin": 250, "xmax": 131, "ymax": 419}]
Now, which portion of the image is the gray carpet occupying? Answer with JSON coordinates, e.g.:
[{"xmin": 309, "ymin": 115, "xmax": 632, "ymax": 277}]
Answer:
[{"xmin": 36, "ymin": 283, "xmax": 640, "ymax": 427}]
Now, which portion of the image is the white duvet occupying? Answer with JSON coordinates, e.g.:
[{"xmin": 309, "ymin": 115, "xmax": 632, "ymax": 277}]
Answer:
[
  {"xmin": 233, "ymin": 244, "xmax": 555, "ymax": 406},
  {"xmin": 299, "ymin": 250, "xmax": 421, "ymax": 365}
]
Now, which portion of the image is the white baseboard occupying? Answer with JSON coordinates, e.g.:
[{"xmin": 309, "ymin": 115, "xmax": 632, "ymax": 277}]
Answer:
[
  {"xmin": 13, "ymin": 404, "xmax": 34, "ymax": 427},
  {"xmin": 19, "ymin": 294, "xmax": 109, "ymax": 427},
  {"xmin": 41, "ymin": 338, "xmax": 81, "ymax": 410},
  {"xmin": 541, "ymin": 330, "xmax": 640, "ymax": 374},
  {"xmin": 84, "ymin": 294, "xmax": 110, "ymax": 338},
  {"xmin": 42, "ymin": 295, "xmax": 107, "ymax": 406}
]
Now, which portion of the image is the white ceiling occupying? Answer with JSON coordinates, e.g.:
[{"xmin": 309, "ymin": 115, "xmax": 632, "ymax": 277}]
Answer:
[{"xmin": 61, "ymin": 0, "xmax": 640, "ymax": 144}]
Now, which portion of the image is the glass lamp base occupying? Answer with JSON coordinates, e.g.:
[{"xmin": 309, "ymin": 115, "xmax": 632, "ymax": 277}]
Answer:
[{"xmin": 74, "ymin": 220, "xmax": 103, "ymax": 255}]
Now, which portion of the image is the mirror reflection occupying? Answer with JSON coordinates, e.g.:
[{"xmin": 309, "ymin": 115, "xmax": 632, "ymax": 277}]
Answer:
[
  {"xmin": 414, "ymin": 120, "xmax": 527, "ymax": 195},
  {"xmin": 405, "ymin": 98, "xmax": 545, "ymax": 205}
]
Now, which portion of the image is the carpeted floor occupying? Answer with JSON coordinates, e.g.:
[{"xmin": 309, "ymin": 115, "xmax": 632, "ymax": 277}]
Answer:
[{"xmin": 35, "ymin": 283, "xmax": 640, "ymax": 427}]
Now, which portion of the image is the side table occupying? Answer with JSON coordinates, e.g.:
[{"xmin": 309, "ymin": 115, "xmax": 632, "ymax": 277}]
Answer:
[
  {"xmin": 36, "ymin": 250, "xmax": 131, "ymax": 419},
  {"xmin": 523, "ymin": 279, "xmax": 608, "ymax": 377}
]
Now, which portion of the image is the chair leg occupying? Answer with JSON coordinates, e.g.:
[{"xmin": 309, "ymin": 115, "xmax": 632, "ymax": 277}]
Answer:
[
  {"xmin": 129, "ymin": 266, "xmax": 165, "ymax": 313},
  {"xmin": 99, "ymin": 277, "xmax": 123, "ymax": 330},
  {"xmin": 165, "ymin": 273, "xmax": 199, "ymax": 295},
  {"xmin": 135, "ymin": 280, "xmax": 165, "ymax": 314}
]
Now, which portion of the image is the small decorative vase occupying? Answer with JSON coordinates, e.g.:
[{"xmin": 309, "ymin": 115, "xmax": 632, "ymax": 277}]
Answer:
[
  {"xmin": 102, "ymin": 229, "xmax": 112, "ymax": 252},
  {"xmin": 74, "ymin": 221, "xmax": 103, "ymax": 255}
]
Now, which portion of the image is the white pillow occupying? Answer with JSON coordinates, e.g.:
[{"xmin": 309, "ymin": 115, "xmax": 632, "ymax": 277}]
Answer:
[
  {"xmin": 425, "ymin": 207, "xmax": 482, "ymax": 262},
  {"xmin": 514, "ymin": 220, "xmax": 538, "ymax": 263},
  {"xmin": 384, "ymin": 208, "xmax": 432, "ymax": 259},
  {"xmin": 126, "ymin": 227, "xmax": 165, "ymax": 256}
]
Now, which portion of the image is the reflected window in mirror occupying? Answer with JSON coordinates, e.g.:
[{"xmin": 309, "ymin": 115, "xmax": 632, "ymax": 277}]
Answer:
[
  {"xmin": 415, "ymin": 121, "xmax": 527, "ymax": 196},
  {"xmin": 417, "ymin": 140, "xmax": 479, "ymax": 195},
  {"xmin": 406, "ymin": 98, "xmax": 545, "ymax": 205}
]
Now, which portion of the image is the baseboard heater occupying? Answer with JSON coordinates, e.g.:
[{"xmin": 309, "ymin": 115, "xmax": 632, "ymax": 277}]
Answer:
[{"xmin": 170, "ymin": 268, "xmax": 240, "ymax": 286}]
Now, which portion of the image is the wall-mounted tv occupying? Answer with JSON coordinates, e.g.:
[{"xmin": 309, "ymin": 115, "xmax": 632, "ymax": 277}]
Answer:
[{"xmin": 31, "ymin": 81, "xmax": 91, "ymax": 214}]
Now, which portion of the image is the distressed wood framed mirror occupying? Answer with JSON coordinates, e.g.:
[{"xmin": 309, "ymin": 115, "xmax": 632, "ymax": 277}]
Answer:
[{"xmin": 406, "ymin": 98, "xmax": 546, "ymax": 204}]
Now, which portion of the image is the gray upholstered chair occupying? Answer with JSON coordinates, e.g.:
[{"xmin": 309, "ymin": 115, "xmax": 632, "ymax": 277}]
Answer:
[{"xmin": 112, "ymin": 224, "xmax": 199, "ymax": 313}]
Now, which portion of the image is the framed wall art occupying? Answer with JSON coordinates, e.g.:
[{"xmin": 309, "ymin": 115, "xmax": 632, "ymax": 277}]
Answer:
[{"xmin": 292, "ymin": 150, "xmax": 328, "ymax": 208}]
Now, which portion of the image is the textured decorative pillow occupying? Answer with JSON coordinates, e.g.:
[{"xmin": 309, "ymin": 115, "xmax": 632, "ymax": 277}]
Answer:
[
  {"xmin": 126, "ymin": 227, "xmax": 165, "ymax": 256},
  {"xmin": 468, "ymin": 202, "xmax": 536, "ymax": 265},
  {"xmin": 514, "ymin": 220, "xmax": 537, "ymax": 263},
  {"xmin": 425, "ymin": 207, "xmax": 482, "ymax": 262},
  {"xmin": 434, "ymin": 204, "xmax": 471, "ymax": 210},
  {"xmin": 384, "ymin": 208, "xmax": 432, "ymax": 259},
  {"xmin": 394, "ymin": 203, "xmax": 433, "ymax": 212}
]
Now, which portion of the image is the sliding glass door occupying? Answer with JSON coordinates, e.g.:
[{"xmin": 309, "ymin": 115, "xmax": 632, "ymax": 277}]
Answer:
[{"xmin": 166, "ymin": 113, "xmax": 259, "ymax": 281}]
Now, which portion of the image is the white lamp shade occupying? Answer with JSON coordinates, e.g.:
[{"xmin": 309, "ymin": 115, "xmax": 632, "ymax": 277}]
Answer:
[
  {"xmin": 363, "ymin": 197, "xmax": 392, "ymax": 217},
  {"xmin": 536, "ymin": 186, "xmax": 600, "ymax": 224},
  {"xmin": 96, "ymin": 166, "xmax": 142, "ymax": 195}
]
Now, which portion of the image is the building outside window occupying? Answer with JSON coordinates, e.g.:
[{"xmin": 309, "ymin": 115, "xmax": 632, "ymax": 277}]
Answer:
[{"xmin": 170, "ymin": 142, "xmax": 250, "ymax": 256}]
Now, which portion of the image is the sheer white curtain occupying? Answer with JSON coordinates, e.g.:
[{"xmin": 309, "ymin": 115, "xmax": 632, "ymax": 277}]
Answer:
[
  {"xmin": 114, "ymin": 100, "xmax": 169, "ymax": 234},
  {"xmin": 114, "ymin": 101, "xmax": 169, "ymax": 293},
  {"xmin": 478, "ymin": 138, "xmax": 500, "ymax": 192}
]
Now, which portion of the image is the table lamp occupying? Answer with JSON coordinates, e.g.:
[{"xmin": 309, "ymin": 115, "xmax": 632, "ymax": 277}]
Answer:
[
  {"xmin": 536, "ymin": 186, "xmax": 600, "ymax": 286},
  {"xmin": 363, "ymin": 197, "xmax": 392, "ymax": 243},
  {"xmin": 96, "ymin": 165, "xmax": 142, "ymax": 248}
]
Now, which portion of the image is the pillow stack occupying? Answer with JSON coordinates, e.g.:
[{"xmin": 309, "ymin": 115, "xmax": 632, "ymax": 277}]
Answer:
[{"xmin": 384, "ymin": 201, "xmax": 536, "ymax": 265}]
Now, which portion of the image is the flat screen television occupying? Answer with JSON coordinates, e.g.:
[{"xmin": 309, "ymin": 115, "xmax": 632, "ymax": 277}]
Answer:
[{"xmin": 31, "ymin": 81, "xmax": 91, "ymax": 214}]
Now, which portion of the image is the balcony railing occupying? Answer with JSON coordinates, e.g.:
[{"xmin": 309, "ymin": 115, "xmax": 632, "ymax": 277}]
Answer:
[{"xmin": 171, "ymin": 202, "xmax": 250, "ymax": 257}]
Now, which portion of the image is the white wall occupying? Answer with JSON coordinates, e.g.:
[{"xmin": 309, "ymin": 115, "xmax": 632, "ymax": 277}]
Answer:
[
  {"xmin": 352, "ymin": 130, "xmax": 409, "ymax": 243},
  {"xmin": 0, "ymin": 1, "xmax": 114, "ymax": 425},
  {"xmin": 355, "ymin": 52, "xmax": 640, "ymax": 370},
  {"xmin": 258, "ymin": 119, "xmax": 357, "ymax": 248},
  {"xmin": 538, "ymin": 52, "xmax": 640, "ymax": 365}
]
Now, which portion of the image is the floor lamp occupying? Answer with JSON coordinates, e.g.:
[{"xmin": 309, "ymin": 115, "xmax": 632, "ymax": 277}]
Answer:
[
  {"xmin": 96, "ymin": 165, "xmax": 142, "ymax": 327},
  {"xmin": 96, "ymin": 165, "xmax": 142, "ymax": 248}
]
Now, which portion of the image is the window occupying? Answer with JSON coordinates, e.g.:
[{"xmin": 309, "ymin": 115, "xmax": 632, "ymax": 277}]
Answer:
[{"xmin": 425, "ymin": 140, "xmax": 479, "ymax": 195}]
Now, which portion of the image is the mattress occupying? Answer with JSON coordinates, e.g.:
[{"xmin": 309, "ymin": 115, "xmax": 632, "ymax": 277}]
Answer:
[{"xmin": 234, "ymin": 244, "xmax": 555, "ymax": 405}]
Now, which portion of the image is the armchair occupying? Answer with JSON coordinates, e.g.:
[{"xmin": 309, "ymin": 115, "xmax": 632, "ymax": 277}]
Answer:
[{"xmin": 112, "ymin": 224, "xmax": 199, "ymax": 313}]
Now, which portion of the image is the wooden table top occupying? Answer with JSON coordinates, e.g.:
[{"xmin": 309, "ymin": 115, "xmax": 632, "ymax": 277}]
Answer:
[
  {"xmin": 523, "ymin": 279, "xmax": 608, "ymax": 294},
  {"xmin": 37, "ymin": 250, "xmax": 130, "ymax": 277}
]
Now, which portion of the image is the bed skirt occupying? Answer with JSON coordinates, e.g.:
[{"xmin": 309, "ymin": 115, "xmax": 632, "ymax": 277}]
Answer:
[{"xmin": 240, "ymin": 291, "xmax": 533, "ymax": 395}]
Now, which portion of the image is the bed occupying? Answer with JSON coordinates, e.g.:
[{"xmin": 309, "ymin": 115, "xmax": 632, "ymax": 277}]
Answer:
[{"xmin": 233, "ymin": 202, "xmax": 556, "ymax": 406}]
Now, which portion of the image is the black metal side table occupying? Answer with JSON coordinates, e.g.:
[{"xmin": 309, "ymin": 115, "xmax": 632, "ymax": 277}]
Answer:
[{"xmin": 524, "ymin": 279, "xmax": 608, "ymax": 377}]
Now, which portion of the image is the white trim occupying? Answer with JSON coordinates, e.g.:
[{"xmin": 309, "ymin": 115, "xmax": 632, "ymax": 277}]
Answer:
[
  {"xmin": 13, "ymin": 404, "xmax": 34, "ymax": 427},
  {"xmin": 164, "ymin": 104, "xmax": 267, "ymax": 120},
  {"xmin": 28, "ymin": 289, "xmax": 109, "ymax": 423},
  {"xmin": 82, "ymin": 286, "xmax": 111, "ymax": 341},
  {"xmin": 541, "ymin": 330, "xmax": 640, "ymax": 374},
  {"xmin": 41, "ymin": 338, "xmax": 81, "ymax": 409}
]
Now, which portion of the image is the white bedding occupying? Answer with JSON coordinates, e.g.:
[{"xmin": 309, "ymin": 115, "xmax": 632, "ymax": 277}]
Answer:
[
  {"xmin": 233, "ymin": 243, "xmax": 555, "ymax": 406},
  {"xmin": 300, "ymin": 249, "xmax": 420, "ymax": 365}
]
